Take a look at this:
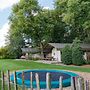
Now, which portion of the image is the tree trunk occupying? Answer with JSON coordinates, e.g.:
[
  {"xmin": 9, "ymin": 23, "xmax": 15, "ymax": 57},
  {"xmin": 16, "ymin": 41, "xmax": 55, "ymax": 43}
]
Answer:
[{"xmin": 40, "ymin": 43, "xmax": 44, "ymax": 58}]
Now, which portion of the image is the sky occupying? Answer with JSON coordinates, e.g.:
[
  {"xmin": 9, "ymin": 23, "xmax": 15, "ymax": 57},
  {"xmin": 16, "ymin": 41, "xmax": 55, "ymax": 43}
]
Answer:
[{"xmin": 0, "ymin": 0, "xmax": 54, "ymax": 47}]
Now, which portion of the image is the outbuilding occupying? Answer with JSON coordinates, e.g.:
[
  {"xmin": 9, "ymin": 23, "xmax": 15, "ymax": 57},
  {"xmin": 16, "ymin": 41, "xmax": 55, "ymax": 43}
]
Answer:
[{"xmin": 43, "ymin": 43, "xmax": 90, "ymax": 62}]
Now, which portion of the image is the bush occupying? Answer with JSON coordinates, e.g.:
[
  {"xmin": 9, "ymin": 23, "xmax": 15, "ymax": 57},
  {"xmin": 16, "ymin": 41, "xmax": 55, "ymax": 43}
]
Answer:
[
  {"xmin": 0, "ymin": 47, "xmax": 9, "ymax": 59},
  {"xmin": 61, "ymin": 45, "xmax": 72, "ymax": 65},
  {"xmin": 85, "ymin": 60, "xmax": 90, "ymax": 64},
  {"xmin": 0, "ymin": 46, "xmax": 22, "ymax": 59},
  {"xmin": 72, "ymin": 38, "xmax": 85, "ymax": 66}
]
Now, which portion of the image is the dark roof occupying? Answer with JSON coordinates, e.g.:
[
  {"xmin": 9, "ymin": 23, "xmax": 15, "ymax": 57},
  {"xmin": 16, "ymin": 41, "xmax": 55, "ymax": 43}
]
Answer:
[
  {"xmin": 48, "ymin": 43, "xmax": 90, "ymax": 51},
  {"xmin": 80, "ymin": 44, "xmax": 90, "ymax": 51},
  {"xmin": 21, "ymin": 48, "xmax": 40, "ymax": 53},
  {"xmin": 49, "ymin": 43, "xmax": 71, "ymax": 49}
]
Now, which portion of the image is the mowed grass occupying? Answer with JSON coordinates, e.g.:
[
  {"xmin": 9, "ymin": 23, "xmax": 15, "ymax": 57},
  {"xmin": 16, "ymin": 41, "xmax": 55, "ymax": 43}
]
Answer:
[{"xmin": 0, "ymin": 59, "xmax": 90, "ymax": 73}]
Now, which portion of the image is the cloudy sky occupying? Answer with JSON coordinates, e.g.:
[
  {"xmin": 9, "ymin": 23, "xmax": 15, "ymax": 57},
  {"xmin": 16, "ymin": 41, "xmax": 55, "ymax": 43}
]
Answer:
[{"xmin": 0, "ymin": 0, "xmax": 54, "ymax": 47}]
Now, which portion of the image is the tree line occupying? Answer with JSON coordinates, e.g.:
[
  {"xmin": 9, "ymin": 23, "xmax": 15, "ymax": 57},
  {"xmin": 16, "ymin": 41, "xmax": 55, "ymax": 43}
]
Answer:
[{"xmin": 0, "ymin": 0, "xmax": 90, "ymax": 59}]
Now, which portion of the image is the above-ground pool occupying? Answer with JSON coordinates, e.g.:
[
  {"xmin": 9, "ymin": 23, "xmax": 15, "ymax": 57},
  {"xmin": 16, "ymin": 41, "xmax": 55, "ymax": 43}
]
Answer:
[{"xmin": 10, "ymin": 70, "xmax": 78, "ymax": 88}]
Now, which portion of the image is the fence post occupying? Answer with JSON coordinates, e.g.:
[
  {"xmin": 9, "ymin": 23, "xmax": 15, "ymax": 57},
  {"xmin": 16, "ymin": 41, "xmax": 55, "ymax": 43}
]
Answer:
[
  {"xmin": 35, "ymin": 73, "xmax": 40, "ymax": 90},
  {"xmin": 84, "ymin": 80, "xmax": 87, "ymax": 90},
  {"xmin": 88, "ymin": 80, "xmax": 90, "ymax": 90},
  {"xmin": 30, "ymin": 72, "xmax": 33, "ymax": 90},
  {"xmin": 2, "ymin": 71, "xmax": 4, "ymax": 90},
  {"xmin": 59, "ymin": 76, "xmax": 63, "ymax": 90},
  {"xmin": 7, "ymin": 70, "xmax": 11, "ymax": 90},
  {"xmin": 14, "ymin": 71, "xmax": 18, "ymax": 90},
  {"xmin": 84, "ymin": 80, "xmax": 90, "ymax": 90},
  {"xmin": 46, "ymin": 73, "xmax": 51, "ymax": 90},
  {"xmin": 78, "ymin": 77, "xmax": 84, "ymax": 90},
  {"xmin": 74, "ymin": 76, "xmax": 79, "ymax": 90},
  {"xmin": 71, "ymin": 77, "xmax": 75, "ymax": 90},
  {"xmin": 22, "ymin": 71, "xmax": 25, "ymax": 90}
]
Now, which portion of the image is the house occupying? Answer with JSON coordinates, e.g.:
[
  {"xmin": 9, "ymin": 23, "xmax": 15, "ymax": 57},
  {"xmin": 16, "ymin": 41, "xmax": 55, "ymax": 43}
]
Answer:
[
  {"xmin": 21, "ymin": 47, "xmax": 41, "ymax": 59},
  {"xmin": 43, "ymin": 43, "xmax": 90, "ymax": 62}
]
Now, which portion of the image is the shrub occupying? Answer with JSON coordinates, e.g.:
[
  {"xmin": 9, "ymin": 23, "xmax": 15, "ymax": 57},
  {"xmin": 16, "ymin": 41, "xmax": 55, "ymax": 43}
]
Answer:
[
  {"xmin": 72, "ymin": 38, "xmax": 85, "ymax": 66},
  {"xmin": 61, "ymin": 45, "xmax": 72, "ymax": 65},
  {"xmin": 0, "ymin": 47, "xmax": 9, "ymax": 59},
  {"xmin": 85, "ymin": 60, "xmax": 90, "ymax": 64},
  {"xmin": 0, "ymin": 46, "xmax": 22, "ymax": 59}
]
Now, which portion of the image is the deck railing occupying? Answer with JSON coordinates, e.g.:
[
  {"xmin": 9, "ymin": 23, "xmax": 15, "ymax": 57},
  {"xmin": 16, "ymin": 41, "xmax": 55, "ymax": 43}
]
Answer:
[{"xmin": 0, "ymin": 70, "xmax": 90, "ymax": 90}]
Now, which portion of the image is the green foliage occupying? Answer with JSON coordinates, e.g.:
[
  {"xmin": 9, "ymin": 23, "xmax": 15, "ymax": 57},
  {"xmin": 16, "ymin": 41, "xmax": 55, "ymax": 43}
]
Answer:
[
  {"xmin": 0, "ymin": 47, "xmax": 7, "ymax": 59},
  {"xmin": 55, "ymin": 0, "xmax": 90, "ymax": 42},
  {"xmin": 6, "ymin": 0, "xmax": 90, "ymax": 59},
  {"xmin": 61, "ymin": 38, "xmax": 86, "ymax": 66},
  {"xmin": 8, "ymin": 0, "xmax": 55, "ymax": 57},
  {"xmin": 0, "ymin": 47, "xmax": 10, "ymax": 59},
  {"xmin": 7, "ymin": 46, "xmax": 22, "ymax": 59},
  {"xmin": 72, "ymin": 38, "xmax": 85, "ymax": 65},
  {"xmin": 7, "ymin": 0, "xmax": 41, "ymax": 58},
  {"xmin": 86, "ymin": 60, "xmax": 90, "ymax": 64},
  {"xmin": 61, "ymin": 45, "xmax": 72, "ymax": 65}
]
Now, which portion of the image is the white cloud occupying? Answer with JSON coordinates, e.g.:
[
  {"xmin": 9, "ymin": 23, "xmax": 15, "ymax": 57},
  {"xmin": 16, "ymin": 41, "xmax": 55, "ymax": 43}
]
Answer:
[
  {"xmin": 0, "ymin": 0, "xmax": 19, "ymax": 11},
  {"xmin": 0, "ymin": 22, "xmax": 10, "ymax": 47}
]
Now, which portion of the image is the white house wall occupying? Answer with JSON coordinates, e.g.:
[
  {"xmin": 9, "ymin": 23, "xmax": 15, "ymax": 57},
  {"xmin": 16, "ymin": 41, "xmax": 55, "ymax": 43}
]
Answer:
[
  {"xmin": 83, "ymin": 52, "xmax": 87, "ymax": 60},
  {"xmin": 52, "ymin": 48, "xmax": 61, "ymax": 62}
]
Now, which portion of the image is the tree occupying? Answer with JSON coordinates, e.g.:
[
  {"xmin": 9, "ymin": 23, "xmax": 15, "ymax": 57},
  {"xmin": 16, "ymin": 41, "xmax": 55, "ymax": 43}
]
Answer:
[
  {"xmin": 50, "ymin": 10, "xmax": 66, "ymax": 43},
  {"xmin": 72, "ymin": 38, "xmax": 85, "ymax": 66},
  {"xmin": 31, "ymin": 10, "xmax": 54, "ymax": 56},
  {"xmin": 61, "ymin": 45, "xmax": 72, "ymax": 65},
  {"xmin": 7, "ymin": 0, "xmax": 40, "ymax": 58},
  {"xmin": 8, "ymin": 0, "xmax": 54, "ymax": 57},
  {"xmin": 55, "ymin": 0, "xmax": 90, "ymax": 42},
  {"xmin": 6, "ymin": 16, "xmax": 25, "ymax": 58}
]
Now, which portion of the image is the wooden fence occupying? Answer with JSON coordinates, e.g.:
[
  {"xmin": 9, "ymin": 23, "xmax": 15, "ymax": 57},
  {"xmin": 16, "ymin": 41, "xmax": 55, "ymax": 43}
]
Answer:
[{"xmin": 0, "ymin": 70, "xmax": 90, "ymax": 90}]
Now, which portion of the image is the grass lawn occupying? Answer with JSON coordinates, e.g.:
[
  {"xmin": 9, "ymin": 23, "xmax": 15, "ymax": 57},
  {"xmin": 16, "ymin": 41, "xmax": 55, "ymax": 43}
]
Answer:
[{"xmin": 0, "ymin": 59, "xmax": 90, "ymax": 73}]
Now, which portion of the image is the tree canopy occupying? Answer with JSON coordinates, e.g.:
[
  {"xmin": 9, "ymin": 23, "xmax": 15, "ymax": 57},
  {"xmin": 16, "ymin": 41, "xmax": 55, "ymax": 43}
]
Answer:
[
  {"xmin": 6, "ymin": 0, "xmax": 90, "ymax": 58},
  {"xmin": 55, "ymin": 0, "xmax": 90, "ymax": 42}
]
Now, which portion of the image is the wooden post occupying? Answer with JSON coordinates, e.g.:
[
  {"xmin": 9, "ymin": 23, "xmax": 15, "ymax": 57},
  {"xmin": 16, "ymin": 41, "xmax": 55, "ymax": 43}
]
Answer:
[
  {"xmin": 84, "ymin": 80, "xmax": 87, "ymax": 90},
  {"xmin": 14, "ymin": 71, "xmax": 18, "ymax": 90},
  {"xmin": 82, "ymin": 77, "xmax": 85, "ymax": 90},
  {"xmin": 46, "ymin": 73, "xmax": 51, "ymax": 90},
  {"xmin": 35, "ymin": 73, "xmax": 40, "ymax": 90},
  {"xmin": 22, "ymin": 71, "xmax": 25, "ymax": 90},
  {"xmin": 7, "ymin": 70, "xmax": 11, "ymax": 90},
  {"xmin": 59, "ymin": 76, "xmax": 63, "ymax": 90},
  {"xmin": 74, "ymin": 76, "xmax": 79, "ymax": 90},
  {"xmin": 84, "ymin": 80, "xmax": 89, "ymax": 90},
  {"xmin": 78, "ymin": 77, "xmax": 84, "ymax": 90},
  {"xmin": 71, "ymin": 77, "xmax": 75, "ymax": 90},
  {"xmin": 30, "ymin": 72, "xmax": 33, "ymax": 90},
  {"xmin": 2, "ymin": 71, "xmax": 4, "ymax": 90},
  {"xmin": 88, "ymin": 80, "xmax": 90, "ymax": 90}
]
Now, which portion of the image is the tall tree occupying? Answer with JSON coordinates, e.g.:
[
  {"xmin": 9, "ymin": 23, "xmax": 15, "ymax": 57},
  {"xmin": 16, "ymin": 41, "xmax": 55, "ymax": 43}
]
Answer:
[
  {"xmin": 31, "ymin": 10, "xmax": 54, "ymax": 56},
  {"xmin": 55, "ymin": 0, "xmax": 90, "ymax": 42},
  {"xmin": 7, "ymin": 0, "xmax": 40, "ymax": 58},
  {"xmin": 8, "ymin": 0, "xmax": 54, "ymax": 57},
  {"xmin": 50, "ymin": 10, "xmax": 66, "ymax": 43}
]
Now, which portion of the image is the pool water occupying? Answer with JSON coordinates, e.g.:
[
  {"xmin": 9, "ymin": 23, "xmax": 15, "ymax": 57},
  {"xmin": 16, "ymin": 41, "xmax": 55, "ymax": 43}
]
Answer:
[
  {"xmin": 10, "ymin": 70, "xmax": 78, "ymax": 88},
  {"xmin": 18, "ymin": 71, "xmax": 70, "ymax": 81}
]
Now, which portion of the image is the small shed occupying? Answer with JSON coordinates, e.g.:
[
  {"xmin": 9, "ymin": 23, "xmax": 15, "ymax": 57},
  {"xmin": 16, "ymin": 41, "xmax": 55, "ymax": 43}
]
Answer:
[
  {"xmin": 21, "ymin": 47, "xmax": 41, "ymax": 59},
  {"xmin": 44, "ymin": 43, "xmax": 90, "ymax": 62}
]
